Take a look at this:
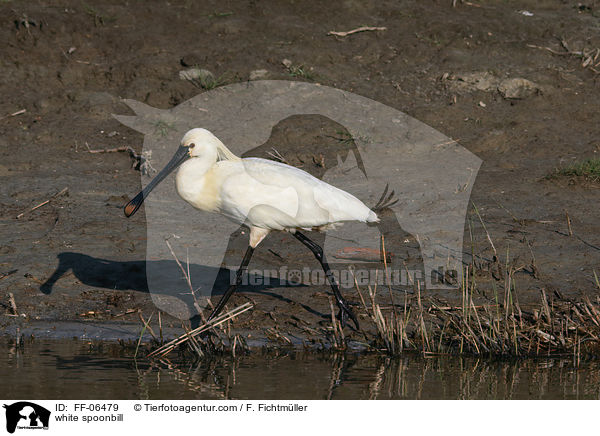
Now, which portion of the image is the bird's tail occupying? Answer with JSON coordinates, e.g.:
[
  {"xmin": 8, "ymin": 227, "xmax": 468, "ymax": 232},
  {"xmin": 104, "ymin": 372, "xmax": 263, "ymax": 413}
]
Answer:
[
  {"xmin": 367, "ymin": 210, "xmax": 379, "ymax": 223},
  {"xmin": 366, "ymin": 184, "xmax": 398, "ymax": 225},
  {"xmin": 372, "ymin": 184, "xmax": 398, "ymax": 212}
]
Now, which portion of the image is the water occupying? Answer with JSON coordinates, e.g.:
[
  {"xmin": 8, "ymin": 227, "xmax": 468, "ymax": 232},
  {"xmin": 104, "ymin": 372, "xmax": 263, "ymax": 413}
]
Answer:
[{"xmin": 2, "ymin": 339, "xmax": 600, "ymax": 400}]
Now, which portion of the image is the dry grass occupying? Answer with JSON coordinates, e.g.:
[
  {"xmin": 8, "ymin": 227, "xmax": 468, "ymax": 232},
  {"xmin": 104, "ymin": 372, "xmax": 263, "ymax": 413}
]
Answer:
[
  {"xmin": 345, "ymin": 211, "xmax": 600, "ymax": 359},
  {"xmin": 528, "ymin": 36, "xmax": 600, "ymax": 74},
  {"xmin": 138, "ymin": 218, "xmax": 599, "ymax": 360},
  {"xmin": 356, "ymin": 253, "xmax": 600, "ymax": 359},
  {"xmin": 143, "ymin": 303, "xmax": 253, "ymax": 359}
]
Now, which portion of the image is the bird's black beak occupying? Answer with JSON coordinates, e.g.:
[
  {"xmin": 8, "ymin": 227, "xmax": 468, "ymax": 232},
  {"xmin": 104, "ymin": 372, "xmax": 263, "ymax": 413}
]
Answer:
[{"xmin": 124, "ymin": 145, "xmax": 190, "ymax": 217}]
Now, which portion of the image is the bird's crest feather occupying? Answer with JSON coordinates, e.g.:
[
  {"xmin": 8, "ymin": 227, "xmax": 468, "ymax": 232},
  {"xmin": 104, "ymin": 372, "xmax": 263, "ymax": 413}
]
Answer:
[{"xmin": 216, "ymin": 142, "xmax": 240, "ymax": 162}]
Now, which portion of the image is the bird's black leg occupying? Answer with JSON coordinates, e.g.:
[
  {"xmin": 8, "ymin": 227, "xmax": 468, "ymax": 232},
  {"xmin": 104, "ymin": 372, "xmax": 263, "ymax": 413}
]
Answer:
[
  {"xmin": 293, "ymin": 231, "xmax": 360, "ymax": 330},
  {"xmin": 205, "ymin": 245, "xmax": 254, "ymax": 323}
]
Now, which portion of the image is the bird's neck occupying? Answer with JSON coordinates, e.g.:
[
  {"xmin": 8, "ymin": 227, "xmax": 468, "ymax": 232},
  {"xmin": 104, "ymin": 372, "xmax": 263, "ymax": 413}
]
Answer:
[{"xmin": 175, "ymin": 155, "xmax": 217, "ymax": 205}]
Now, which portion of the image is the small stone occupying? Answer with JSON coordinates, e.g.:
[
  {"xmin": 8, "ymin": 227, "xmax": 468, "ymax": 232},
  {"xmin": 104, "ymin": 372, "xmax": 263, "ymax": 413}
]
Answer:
[
  {"xmin": 447, "ymin": 71, "xmax": 499, "ymax": 93},
  {"xmin": 479, "ymin": 101, "xmax": 486, "ymax": 107},
  {"xmin": 282, "ymin": 59, "xmax": 292, "ymax": 68},
  {"xmin": 498, "ymin": 78, "xmax": 540, "ymax": 99},
  {"xmin": 249, "ymin": 69, "xmax": 268, "ymax": 80}
]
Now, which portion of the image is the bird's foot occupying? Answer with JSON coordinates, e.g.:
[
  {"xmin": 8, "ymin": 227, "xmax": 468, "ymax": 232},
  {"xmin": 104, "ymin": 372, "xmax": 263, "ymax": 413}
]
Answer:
[{"xmin": 336, "ymin": 302, "xmax": 360, "ymax": 331}]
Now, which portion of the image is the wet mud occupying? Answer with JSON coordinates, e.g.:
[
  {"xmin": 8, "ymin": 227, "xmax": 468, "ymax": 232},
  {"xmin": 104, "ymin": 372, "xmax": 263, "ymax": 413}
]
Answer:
[{"xmin": 1, "ymin": 1, "xmax": 599, "ymax": 348}]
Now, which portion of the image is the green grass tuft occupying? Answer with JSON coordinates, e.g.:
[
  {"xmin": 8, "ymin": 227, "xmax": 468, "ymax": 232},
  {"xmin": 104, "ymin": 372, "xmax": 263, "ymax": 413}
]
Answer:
[
  {"xmin": 549, "ymin": 158, "xmax": 600, "ymax": 182},
  {"xmin": 287, "ymin": 64, "xmax": 315, "ymax": 81}
]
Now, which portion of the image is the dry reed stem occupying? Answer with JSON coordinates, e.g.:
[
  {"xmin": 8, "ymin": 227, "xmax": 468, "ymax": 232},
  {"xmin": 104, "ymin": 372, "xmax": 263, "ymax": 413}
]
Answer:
[
  {"xmin": 472, "ymin": 202, "xmax": 497, "ymax": 258},
  {"xmin": 357, "ymin": 258, "xmax": 600, "ymax": 356},
  {"xmin": 565, "ymin": 210, "xmax": 574, "ymax": 236},
  {"xmin": 138, "ymin": 311, "xmax": 158, "ymax": 342},
  {"xmin": 148, "ymin": 302, "xmax": 253, "ymax": 357},
  {"xmin": 165, "ymin": 239, "xmax": 207, "ymax": 323}
]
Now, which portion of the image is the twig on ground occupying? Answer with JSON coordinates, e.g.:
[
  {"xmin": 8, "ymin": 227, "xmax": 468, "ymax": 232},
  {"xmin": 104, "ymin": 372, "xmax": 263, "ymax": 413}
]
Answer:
[
  {"xmin": 527, "ymin": 44, "xmax": 571, "ymax": 56},
  {"xmin": 527, "ymin": 37, "xmax": 600, "ymax": 73},
  {"xmin": 265, "ymin": 327, "xmax": 293, "ymax": 345},
  {"xmin": 112, "ymin": 308, "xmax": 138, "ymax": 318},
  {"xmin": 86, "ymin": 143, "xmax": 156, "ymax": 175},
  {"xmin": 16, "ymin": 187, "xmax": 69, "ymax": 219},
  {"xmin": 8, "ymin": 293, "xmax": 18, "ymax": 315},
  {"xmin": 86, "ymin": 145, "xmax": 132, "ymax": 154},
  {"xmin": 0, "ymin": 270, "xmax": 18, "ymax": 282},
  {"xmin": 0, "ymin": 109, "xmax": 26, "ymax": 121},
  {"xmin": 328, "ymin": 26, "xmax": 387, "ymax": 37},
  {"xmin": 565, "ymin": 210, "xmax": 573, "ymax": 237}
]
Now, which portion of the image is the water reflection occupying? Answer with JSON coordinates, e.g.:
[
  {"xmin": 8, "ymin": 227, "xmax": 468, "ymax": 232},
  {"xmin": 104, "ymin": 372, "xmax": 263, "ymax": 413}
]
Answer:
[{"xmin": 2, "ymin": 339, "xmax": 599, "ymax": 400}]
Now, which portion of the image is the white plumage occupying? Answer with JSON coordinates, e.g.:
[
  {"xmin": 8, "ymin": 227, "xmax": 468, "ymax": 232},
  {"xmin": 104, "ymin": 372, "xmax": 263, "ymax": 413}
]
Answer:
[
  {"xmin": 175, "ymin": 128, "xmax": 379, "ymax": 247},
  {"xmin": 124, "ymin": 128, "xmax": 381, "ymax": 329}
]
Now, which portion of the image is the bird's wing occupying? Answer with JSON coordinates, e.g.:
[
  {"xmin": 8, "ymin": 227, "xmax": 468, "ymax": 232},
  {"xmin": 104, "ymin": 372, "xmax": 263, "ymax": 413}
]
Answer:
[
  {"xmin": 218, "ymin": 158, "xmax": 374, "ymax": 229},
  {"xmin": 218, "ymin": 160, "xmax": 300, "ymax": 229},
  {"xmin": 312, "ymin": 182, "xmax": 374, "ymax": 223}
]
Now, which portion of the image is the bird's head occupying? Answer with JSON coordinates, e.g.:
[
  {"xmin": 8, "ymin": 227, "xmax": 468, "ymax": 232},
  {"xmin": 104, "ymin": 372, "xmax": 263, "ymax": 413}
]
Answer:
[
  {"xmin": 123, "ymin": 128, "xmax": 218, "ymax": 217},
  {"xmin": 180, "ymin": 128, "xmax": 222, "ymax": 158}
]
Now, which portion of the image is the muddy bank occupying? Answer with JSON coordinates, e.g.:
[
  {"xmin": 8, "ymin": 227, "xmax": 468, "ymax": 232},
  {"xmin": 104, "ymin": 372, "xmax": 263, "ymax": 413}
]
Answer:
[{"xmin": 1, "ymin": 1, "xmax": 599, "ymax": 347}]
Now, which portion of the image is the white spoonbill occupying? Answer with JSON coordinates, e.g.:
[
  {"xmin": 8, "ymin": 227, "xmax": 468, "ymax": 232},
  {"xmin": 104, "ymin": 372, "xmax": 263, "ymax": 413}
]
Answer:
[{"xmin": 124, "ymin": 128, "xmax": 395, "ymax": 329}]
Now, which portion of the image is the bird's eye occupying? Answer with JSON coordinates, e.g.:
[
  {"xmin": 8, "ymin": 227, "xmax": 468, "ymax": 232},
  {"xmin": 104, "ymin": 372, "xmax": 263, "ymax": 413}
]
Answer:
[{"xmin": 188, "ymin": 143, "xmax": 195, "ymax": 149}]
